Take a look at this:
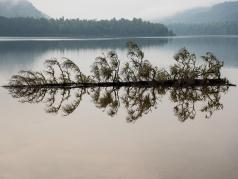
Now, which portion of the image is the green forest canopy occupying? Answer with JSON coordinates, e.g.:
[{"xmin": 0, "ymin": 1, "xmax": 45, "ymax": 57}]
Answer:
[{"xmin": 0, "ymin": 17, "xmax": 174, "ymax": 37}]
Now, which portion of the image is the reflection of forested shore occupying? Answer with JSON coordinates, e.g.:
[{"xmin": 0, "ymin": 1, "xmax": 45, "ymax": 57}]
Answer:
[
  {"xmin": 1, "ymin": 36, "xmax": 238, "ymax": 70},
  {"xmin": 0, "ymin": 38, "xmax": 169, "ymax": 68},
  {"xmin": 0, "ymin": 38, "xmax": 169, "ymax": 52}
]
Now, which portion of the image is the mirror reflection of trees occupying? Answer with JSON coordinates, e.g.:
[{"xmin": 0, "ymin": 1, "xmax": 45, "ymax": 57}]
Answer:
[
  {"xmin": 121, "ymin": 87, "xmax": 166, "ymax": 122},
  {"xmin": 6, "ymin": 85, "xmax": 229, "ymax": 123},
  {"xmin": 90, "ymin": 87, "xmax": 120, "ymax": 117},
  {"xmin": 170, "ymin": 85, "xmax": 228, "ymax": 122},
  {"xmin": 5, "ymin": 41, "xmax": 234, "ymax": 123}
]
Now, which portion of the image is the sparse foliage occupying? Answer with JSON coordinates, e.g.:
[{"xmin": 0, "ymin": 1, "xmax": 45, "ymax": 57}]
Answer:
[
  {"xmin": 8, "ymin": 42, "xmax": 227, "ymax": 87},
  {"xmin": 91, "ymin": 51, "xmax": 120, "ymax": 82},
  {"xmin": 170, "ymin": 48, "xmax": 201, "ymax": 80},
  {"xmin": 201, "ymin": 52, "xmax": 224, "ymax": 79},
  {"xmin": 9, "ymin": 58, "xmax": 91, "ymax": 87},
  {"xmin": 121, "ymin": 42, "xmax": 158, "ymax": 81}
]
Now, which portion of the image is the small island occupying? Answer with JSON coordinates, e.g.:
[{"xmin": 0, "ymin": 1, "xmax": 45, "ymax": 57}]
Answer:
[{"xmin": 3, "ymin": 42, "xmax": 236, "ymax": 122}]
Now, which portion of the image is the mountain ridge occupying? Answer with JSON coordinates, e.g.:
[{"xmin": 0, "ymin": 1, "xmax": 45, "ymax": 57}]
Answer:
[
  {"xmin": 0, "ymin": 0, "xmax": 48, "ymax": 18},
  {"xmin": 159, "ymin": 1, "xmax": 238, "ymax": 24}
]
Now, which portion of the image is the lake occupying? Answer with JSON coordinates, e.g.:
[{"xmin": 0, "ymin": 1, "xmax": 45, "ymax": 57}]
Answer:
[{"xmin": 0, "ymin": 36, "xmax": 238, "ymax": 179}]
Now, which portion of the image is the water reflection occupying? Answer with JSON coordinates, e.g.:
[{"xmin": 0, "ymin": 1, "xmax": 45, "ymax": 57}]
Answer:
[
  {"xmin": 1, "ymin": 36, "xmax": 238, "ymax": 70},
  {"xmin": 6, "ymin": 85, "xmax": 229, "ymax": 122},
  {"xmin": 0, "ymin": 38, "xmax": 169, "ymax": 67}
]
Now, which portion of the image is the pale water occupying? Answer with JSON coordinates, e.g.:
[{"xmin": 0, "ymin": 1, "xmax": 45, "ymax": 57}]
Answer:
[{"xmin": 0, "ymin": 36, "xmax": 237, "ymax": 179}]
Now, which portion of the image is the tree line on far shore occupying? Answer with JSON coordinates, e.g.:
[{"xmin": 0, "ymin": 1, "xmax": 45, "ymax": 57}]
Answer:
[{"xmin": 0, "ymin": 16, "xmax": 174, "ymax": 37}]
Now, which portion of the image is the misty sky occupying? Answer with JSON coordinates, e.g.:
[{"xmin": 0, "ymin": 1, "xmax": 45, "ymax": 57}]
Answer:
[{"xmin": 29, "ymin": 0, "xmax": 225, "ymax": 20}]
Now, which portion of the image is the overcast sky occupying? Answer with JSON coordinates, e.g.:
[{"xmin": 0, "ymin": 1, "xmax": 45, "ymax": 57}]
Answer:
[{"xmin": 29, "ymin": 0, "xmax": 225, "ymax": 20}]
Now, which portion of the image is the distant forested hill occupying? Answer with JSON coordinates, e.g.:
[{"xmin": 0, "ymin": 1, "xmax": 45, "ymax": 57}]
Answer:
[
  {"xmin": 161, "ymin": 1, "xmax": 238, "ymax": 24},
  {"xmin": 0, "ymin": 0, "xmax": 48, "ymax": 18},
  {"xmin": 159, "ymin": 1, "xmax": 238, "ymax": 35},
  {"xmin": 0, "ymin": 17, "xmax": 174, "ymax": 37}
]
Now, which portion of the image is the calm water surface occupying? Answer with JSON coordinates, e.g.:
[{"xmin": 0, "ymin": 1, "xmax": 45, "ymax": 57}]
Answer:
[{"xmin": 0, "ymin": 36, "xmax": 238, "ymax": 179}]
